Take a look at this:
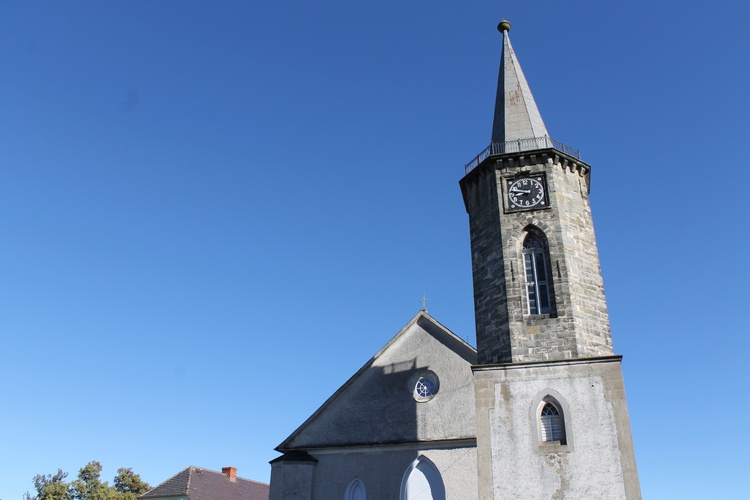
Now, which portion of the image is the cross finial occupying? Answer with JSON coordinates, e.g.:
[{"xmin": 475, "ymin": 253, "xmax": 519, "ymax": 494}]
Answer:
[{"xmin": 420, "ymin": 292, "xmax": 429, "ymax": 312}]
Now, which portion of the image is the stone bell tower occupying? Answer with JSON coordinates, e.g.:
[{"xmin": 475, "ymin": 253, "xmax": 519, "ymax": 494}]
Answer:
[{"xmin": 461, "ymin": 20, "xmax": 641, "ymax": 499}]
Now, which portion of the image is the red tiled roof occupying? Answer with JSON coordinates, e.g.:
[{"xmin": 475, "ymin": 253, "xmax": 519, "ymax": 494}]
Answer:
[{"xmin": 140, "ymin": 466, "xmax": 269, "ymax": 500}]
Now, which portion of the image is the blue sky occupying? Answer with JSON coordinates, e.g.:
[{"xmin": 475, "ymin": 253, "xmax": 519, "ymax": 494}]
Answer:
[{"xmin": 1, "ymin": 1, "xmax": 748, "ymax": 498}]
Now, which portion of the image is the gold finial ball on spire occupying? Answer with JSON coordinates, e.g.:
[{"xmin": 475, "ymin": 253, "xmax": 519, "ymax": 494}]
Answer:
[{"xmin": 497, "ymin": 19, "xmax": 511, "ymax": 33}]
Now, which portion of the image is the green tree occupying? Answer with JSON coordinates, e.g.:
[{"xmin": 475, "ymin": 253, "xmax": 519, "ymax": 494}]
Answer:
[
  {"xmin": 70, "ymin": 461, "xmax": 116, "ymax": 500},
  {"xmin": 113, "ymin": 468, "xmax": 150, "ymax": 500},
  {"xmin": 23, "ymin": 469, "xmax": 72, "ymax": 500},
  {"xmin": 25, "ymin": 462, "xmax": 149, "ymax": 500}
]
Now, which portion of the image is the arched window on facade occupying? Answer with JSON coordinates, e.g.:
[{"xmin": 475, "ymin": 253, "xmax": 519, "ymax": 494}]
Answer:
[
  {"xmin": 522, "ymin": 233, "xmax": 552, "ymax": 315},
  {"xmin": 540, "ymin": 399, "xmax": 566, "ymax": 443},
  {"xmin": 344, "ymin": 478, "xmax": 366, "ymax": 500},
  {"xmin": 400, "ymin": 456, "xmax": 445, "ymax": 500}
]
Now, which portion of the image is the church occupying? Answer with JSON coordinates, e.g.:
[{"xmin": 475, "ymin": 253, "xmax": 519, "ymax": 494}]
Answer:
[{"xmin": 268, "ymin": 21, "xmax": 641, "ymax": 500}]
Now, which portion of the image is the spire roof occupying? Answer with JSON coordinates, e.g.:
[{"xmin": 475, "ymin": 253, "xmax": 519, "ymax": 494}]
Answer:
[
  {"xmin": 491, "ymin": 20, "xmax": 549, "ymax": 143},
  {"xmin": 464, "ymin": 21, "xmax": 582, "ymax": 174}
]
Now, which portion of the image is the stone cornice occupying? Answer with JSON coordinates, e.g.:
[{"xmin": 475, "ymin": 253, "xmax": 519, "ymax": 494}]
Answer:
[
  {"xmin": 472, "ymin": 354, "xmax": 623, "ymax": 372},
  {"xmin": 279, "ymin": 437, "xmax": 477, "ymax": 455},
  {"xmin": 459, "ymin": 148, "xmax": 592, "ymax": 202}
]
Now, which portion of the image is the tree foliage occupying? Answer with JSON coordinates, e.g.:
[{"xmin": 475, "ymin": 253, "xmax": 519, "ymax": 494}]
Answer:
[
  {"xmin": 113, "ymin": 468, "xmax": 150, "ymax": 499},
  {"xmin": 23, "ymin": 469, "xmax": 72, "ymax": 500},
  {"xmin": 25, "ymin": 462, "xmax": 149, "ymax": 500}
]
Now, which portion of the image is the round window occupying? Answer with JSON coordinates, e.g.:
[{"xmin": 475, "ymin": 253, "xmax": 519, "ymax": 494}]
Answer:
[
  {"xmin": 413, "ymin": 372, "xmax": 439, "ymax": 402},
  {"xmin": 416, "ymin": 377, "xmax": 435, "ymax": 398}
]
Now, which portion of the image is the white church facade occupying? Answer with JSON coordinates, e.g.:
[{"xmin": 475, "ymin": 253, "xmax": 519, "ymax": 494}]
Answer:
[
  {"xmin": 269, "ymin": 20, "xmax": 641, "ymax": 500},
  {"xmin": 270, "ymin": 312, "xmax": 479, "ymax": 499}
]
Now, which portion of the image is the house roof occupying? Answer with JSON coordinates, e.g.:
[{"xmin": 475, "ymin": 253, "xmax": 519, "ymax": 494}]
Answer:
[{"xmin": 139, "ymin": 466, "xmax": 269, "ymax": 500}]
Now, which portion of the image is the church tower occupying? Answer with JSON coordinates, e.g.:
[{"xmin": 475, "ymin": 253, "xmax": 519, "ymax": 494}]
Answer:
[{"xmin": 461, "ymin": 21, "xmax": 641, "ymax": 499}]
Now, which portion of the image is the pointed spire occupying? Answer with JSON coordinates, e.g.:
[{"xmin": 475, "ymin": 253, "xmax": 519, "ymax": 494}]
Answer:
[
  {"xmin": 491, "ymin": 20, "xmax": 549, "ymax": 143},
  {"xmin": 465, "ymin": 20, "xmax": 581, "ymax": 174}
]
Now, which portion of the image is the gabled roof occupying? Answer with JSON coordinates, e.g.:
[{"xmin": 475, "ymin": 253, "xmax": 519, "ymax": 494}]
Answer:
[
  {"xmin": 276, "ymin": 310, "xmax": 477, "ymax": 451},
  {"xmin": 139, "ymin": 466, "xmax": 269, "ymax": 500},
  {"xmin": 491, "ymin": 20, "xmax": 549, "ymax": 143}
]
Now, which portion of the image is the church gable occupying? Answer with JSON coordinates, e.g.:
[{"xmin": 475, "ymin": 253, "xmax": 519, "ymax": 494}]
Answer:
[{"xmin": 278, "ymin": 311, "xmax": 477, "ymax": 451}]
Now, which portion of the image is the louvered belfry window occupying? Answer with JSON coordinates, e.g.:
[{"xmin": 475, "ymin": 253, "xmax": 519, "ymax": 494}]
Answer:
[
  {"xmin": 540, "ymin": 402, "xmax": 564, "ymax": 442},
  {"xmin": 523, "ymin": 235, "xmax": 551, "ymax": 315}
]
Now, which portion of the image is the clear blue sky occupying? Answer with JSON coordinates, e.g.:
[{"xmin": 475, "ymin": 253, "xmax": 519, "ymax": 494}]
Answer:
[{"xmin": 1, "ymin": 1, "xmax": 748, "ymax": 498}]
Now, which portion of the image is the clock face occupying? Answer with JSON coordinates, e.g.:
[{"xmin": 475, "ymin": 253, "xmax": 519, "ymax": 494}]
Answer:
[{"xmin": 508, "ymin": 177, "xmax": 546, "ymax": 210}]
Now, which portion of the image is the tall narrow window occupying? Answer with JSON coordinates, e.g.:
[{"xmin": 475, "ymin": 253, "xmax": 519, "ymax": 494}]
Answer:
[
  {"xmin": 345, "ymin": 478, "xmax": 366, "ymax": 500},
  {"xmin": 400, "ymin": 456, "xmax": 445, "ymax": 500},
  {"xmin": 523, "ymin": 234, "xmax": 551, "ymax": 314},
  {"xmin": 540, "ymin": 402, "xmax": 564, "ymax": 442}
]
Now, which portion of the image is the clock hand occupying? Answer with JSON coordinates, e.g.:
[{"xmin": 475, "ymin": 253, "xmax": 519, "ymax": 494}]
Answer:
[{"xmin": 511, "ymin": 189, "xmax": 531, "ymax": 194}]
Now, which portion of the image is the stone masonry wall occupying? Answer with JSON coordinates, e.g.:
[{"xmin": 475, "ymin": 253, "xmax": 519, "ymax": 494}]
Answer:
[
  {"xmin": 461, "ymin": 149, "xmax": 614, "ymax": 364},
  {"xmin": 462, "ymin": 166, "xmax": 513, "ymax": 364},
  {"xmin": 547, "ymin": 156, "xmax": 613, "ymax": 356}
]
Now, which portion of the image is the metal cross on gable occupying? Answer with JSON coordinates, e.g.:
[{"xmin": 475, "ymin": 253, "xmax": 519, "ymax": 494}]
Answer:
[{"xmin": 420, "ymin": 292, "xmax": 428, "ymax": 312}]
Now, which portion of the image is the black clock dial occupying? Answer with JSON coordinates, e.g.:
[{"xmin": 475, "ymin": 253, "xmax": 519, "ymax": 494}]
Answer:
[{"xmin": 508, "ymin": 178, "xmax": 546, "ymax": 209}]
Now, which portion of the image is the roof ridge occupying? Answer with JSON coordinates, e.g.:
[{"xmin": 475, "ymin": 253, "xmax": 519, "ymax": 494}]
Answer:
[
  {"xmin": 189, "ymin": 465, "xmax": 271, "ymax": 485},
  {"xmin": 418, "ymin": 310, "xmax": 476, "ymax": 353},
  {"xmin": 139, "ymin": 466, "xmax": 191, "ymax": 498},
  {"xmin": 236, "ymin": 476, "xmax": 270, "ymax": 486},
  {"xmin": 185, "ymin": 465, "xmax": 193, "ymax": 493}
]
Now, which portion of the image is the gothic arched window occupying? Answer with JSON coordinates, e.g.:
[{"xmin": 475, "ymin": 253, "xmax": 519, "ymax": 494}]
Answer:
[
  {"xmin": 344, "ymin": 478, "xmax": 366, "ymax": 500},
  {"xmin": 400, "ymin": 456, "xmax": 445, "ymax": 500},
  {"xmin": 540, "ymin": 400, "xmax": 566, "ymax": 443},
  {"xmin": 522, "ymin": 234, "xmax": 552, "ymax": 315}
]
